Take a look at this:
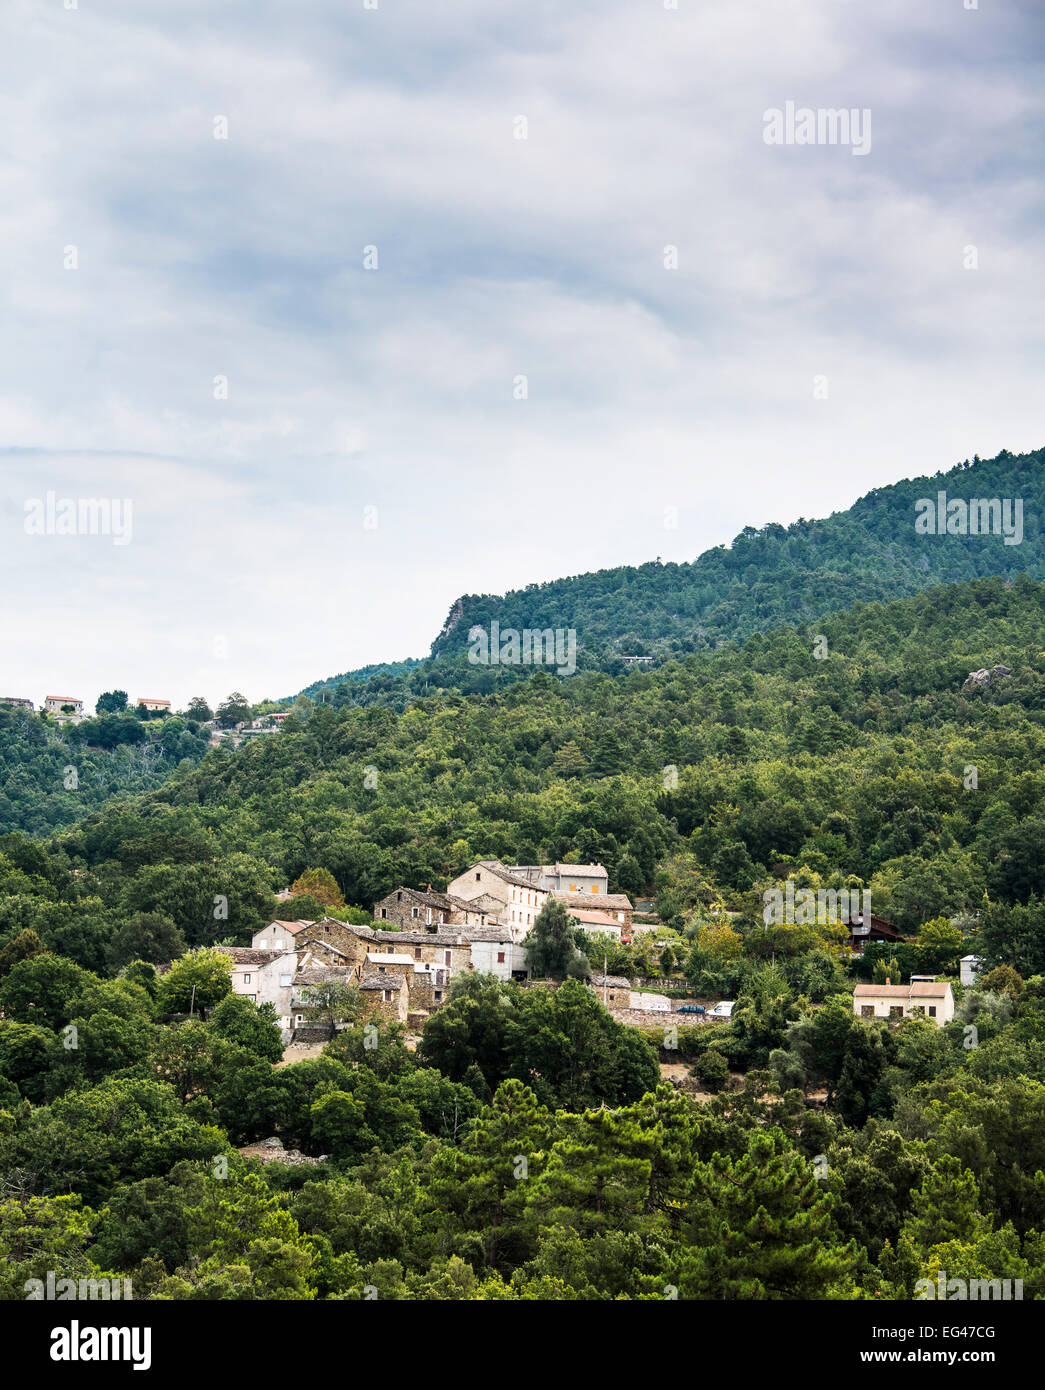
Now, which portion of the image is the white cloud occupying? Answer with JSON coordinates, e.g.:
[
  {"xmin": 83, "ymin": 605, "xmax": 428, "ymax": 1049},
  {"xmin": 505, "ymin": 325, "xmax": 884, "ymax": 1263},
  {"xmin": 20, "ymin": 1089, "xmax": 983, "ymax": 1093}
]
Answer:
[{"xmin": 0, "ymin": 0, "xmax": 1041, "ymax": 710}]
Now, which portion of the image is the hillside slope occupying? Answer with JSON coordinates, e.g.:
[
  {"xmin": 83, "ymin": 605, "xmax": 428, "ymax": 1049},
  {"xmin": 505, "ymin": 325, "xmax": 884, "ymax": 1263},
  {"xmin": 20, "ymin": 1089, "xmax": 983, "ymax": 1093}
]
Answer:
[
  {"xmin": 20, "ymin": 574, "xmax": 1045, "ymax": 978},
  {"xmin": 302, "ymin": 445, "xmax": 1043, "ymax": 705}
]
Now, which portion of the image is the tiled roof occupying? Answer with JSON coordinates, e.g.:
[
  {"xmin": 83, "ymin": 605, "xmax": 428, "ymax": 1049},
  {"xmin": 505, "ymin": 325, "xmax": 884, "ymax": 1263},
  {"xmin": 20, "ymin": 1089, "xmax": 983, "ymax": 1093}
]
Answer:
[
  {"xmin": 304, "ymin": 918, "xmax": 375, "ymax": 939},
  {"xmin": 361, "ymin": 972, "xmax": 405, "ymax": 990},
  {"xmin": 853, "ymin": 982, "xmax": 950, "ymax": 998},
  {"xmin": 553, "ymin": 863, "xmax": 608, "ymax": 877},
  {"xmin": 221, "ymin": 948, "xmax": 283, "ymax": 965},
  {"xmin": 374, "ymin": 928, "xmax": 463, "ymax": 946},
  {"xmin": 294, "ymin": 966, "xmax": 353, "ymax": 985},
  {"xmin": 553, "ymin": 891, "xmax": 632, "ymax": 911},
  {"xmin": 268, "ymin": 920, "xmax": 313, "ymax": 934},
  {"xmin": 379, "ymin": 887, "xmax": 454, "ymax": 910},
  {"xmin": 590, "ymin": 973, "xmax": 631, "ymax": 989},
  {"xmin": 477, "ymin": 860, "xmax": 542, "ymax": 891},
  {"xmin": 566, "ymin": 908, "xmax": 620, "ymax": 927},
  {"xmin": 461, "ymin": 927, "xmax": 516, "ymax": 943}
]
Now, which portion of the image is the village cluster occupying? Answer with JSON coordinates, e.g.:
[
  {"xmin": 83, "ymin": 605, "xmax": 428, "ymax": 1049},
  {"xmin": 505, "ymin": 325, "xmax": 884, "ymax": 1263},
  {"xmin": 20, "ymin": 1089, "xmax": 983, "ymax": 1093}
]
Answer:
[
  {"xmin": 214, "ymin": 859, "xmax": 973, "ymax": 1042},
  {"xmin": 219, "ymin": 861, "xmax": 649, "ymax": 1039}
]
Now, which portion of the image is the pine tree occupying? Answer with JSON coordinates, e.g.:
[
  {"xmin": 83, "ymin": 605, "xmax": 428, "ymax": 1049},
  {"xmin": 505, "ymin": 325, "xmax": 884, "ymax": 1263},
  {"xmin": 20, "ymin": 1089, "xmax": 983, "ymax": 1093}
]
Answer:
[{"xmin": 524, "ymin": 898, "xmax": 588, "ymax": 981}]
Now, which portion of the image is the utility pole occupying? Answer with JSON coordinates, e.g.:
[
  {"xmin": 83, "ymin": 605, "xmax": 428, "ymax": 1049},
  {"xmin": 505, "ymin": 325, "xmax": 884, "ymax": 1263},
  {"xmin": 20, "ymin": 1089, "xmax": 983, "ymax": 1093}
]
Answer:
[{"xmin": 603, "ymin": 951, "xmax": 608, "ymax": 1006}]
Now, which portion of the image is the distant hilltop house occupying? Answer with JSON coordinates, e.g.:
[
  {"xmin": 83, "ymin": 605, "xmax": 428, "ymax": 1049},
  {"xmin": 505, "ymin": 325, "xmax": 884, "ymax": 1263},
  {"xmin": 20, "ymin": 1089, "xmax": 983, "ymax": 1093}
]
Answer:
[
  {"xmin": 209, "ymin": 712, "xmax": 291, "ymax": 748},
  {"xmin": 853, "ymin": 979, "xmax": 954, "ymax": 1027},
  {"xmin": 44, "ymin": 695, "xmax": 84, "ymax": 721},
  {"xmin": 0, "ymin": 697, "xmax": 34, "ymax": 710},
  {"xmin": 137, "ymin": 697, "xmax": 171, "ymax": 713}
]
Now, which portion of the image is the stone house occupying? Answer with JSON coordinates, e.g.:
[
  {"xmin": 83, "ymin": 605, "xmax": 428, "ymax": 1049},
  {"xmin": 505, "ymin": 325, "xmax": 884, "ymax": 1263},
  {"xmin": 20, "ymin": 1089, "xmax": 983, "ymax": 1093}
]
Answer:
[
  {"xmin": 406, "ymin": 964, "xmax": 451, "ymax": 1019},
  {"xmin": 589, "ymin": 973, "xmax": 632, "ymax": 1007},
  {"xmin": 373, "ymin": 886, "xmax": 496, "ymax": 931},
  {"xmin": 294, "ymin": 918, "xmax": 470, "ymax": 1006},
  {"xmin": 360, "ymin": 971, "xmax": 410, "ymax": 1023},
  {"xmin": 294, "ymin": 918, "xmax": 375, "ymax": 974},
  {"xmin": 44, "ymin": 695, "xmax": 84, "ymax": 722},
  {"xmin": 380, "ymin": 929, "xmax": 470, "ymax": 975},
  {"xmin": 446, "ymin": 861, "xmax": 548, "ymax": 942}
]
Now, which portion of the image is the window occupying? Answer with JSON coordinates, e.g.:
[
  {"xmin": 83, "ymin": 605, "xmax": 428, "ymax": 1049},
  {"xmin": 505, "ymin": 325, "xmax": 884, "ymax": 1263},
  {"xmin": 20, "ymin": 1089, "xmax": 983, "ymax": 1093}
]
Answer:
[
  {"xmin": 415, "ymin": 947, "xmax": 422, "ymax": 960},
  {"xmin": 889, "ymin": 1006, "xmax": 903, "ymax": 1018},
  {"xmin": 259, "ymin": 940, "xmax": 268, "ymax": 950},
  {"xmin": 928, "ymin": 1005, "xmax": 937, "ymax": 1018},
  {"xmin": 475, "ymin": 872, "xmax": 481, "ymax": 880},
  {"xmin": 497, "ymin": 951, "xmax": 505, "ymax": 964},
  {"xmin": 248, "ymin": 994, "xmax": 256, "ymax": 1002},
  {"xmin": 243, "ymin": 973, "xmax": 251, "ymax": 984},
  {"xmin": 569, "ymin": 883, "xmax": 576, "ymax": 892},
  {"xmin": 445, "ymin": 950, "xmax": 452, "ymax": 965},
  {"xmin": 380, "ymin": 908, "xmax": 387, "ymax": 919},
  {"xmin": 412, "ymin": 907, "xmax": 419, "ymax": 918},
  {"xmin": 591, "ymin": 885, "xmax": 599, "ymax": 894},
  {"xmin": 383, "ymin": 989, "xmax": 393, "ymax": 1002},
  {"xmin": 280, "ymin": 974, "xmax": 292, "ymax": 987},
  {"xmin": 396, "ymin": 892, "xmax": 402, "ymax": 902},
  {"xmin": 435, "ymin": 991, "xmax": 443, "ymax": 1001},
  {"xmin": 860, "ymin": 1005, "xmax": 874, "ymax": 1018}
]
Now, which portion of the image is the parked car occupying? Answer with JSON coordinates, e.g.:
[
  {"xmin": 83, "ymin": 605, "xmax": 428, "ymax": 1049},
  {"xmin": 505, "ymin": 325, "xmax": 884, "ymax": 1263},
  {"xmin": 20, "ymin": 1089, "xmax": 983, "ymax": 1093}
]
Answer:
[
  {"xmin": 708, "ymin": 1000, "xmax": 735, "ymax": 1020},
  {"xmin": 677, "ymin": 1004, "xmax": 705, "ymax": 1015}
]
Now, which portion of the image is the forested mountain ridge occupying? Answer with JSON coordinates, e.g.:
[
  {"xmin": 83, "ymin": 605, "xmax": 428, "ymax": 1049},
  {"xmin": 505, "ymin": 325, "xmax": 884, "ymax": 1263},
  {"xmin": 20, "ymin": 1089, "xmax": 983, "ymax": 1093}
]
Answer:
[
  {"xmin": 301, "ymin": 445, "xmax": 1043, "ymax": 705},
  {"xmin": 12, "ymin": 573, "xmax": 1045, "ymax": 979}
]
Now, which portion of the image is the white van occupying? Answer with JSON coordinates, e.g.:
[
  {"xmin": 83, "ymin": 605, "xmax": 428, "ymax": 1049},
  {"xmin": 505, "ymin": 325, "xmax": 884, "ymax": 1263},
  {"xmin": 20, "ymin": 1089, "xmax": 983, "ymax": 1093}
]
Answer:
[{"xmin": 708, "ymin": 1000, "xmax": 735, "ymax": 1020}]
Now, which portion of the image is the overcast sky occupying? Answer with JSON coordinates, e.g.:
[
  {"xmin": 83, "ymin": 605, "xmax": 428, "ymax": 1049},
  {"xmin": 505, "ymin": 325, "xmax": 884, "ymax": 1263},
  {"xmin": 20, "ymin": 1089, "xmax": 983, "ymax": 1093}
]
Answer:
[{"xmin": 1, "ymin": 0, "xmax": 1042, "ymax": 712}]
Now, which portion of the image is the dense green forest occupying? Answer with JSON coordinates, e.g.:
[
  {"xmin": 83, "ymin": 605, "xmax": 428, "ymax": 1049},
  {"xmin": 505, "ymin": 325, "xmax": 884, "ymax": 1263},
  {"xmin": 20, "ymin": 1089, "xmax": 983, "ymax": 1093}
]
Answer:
[
  {"xmin": 3, "ymin": 941, "xmax": 1045, "ymax": 1299},
  {"xmin": 12, "ymin": 572, "xmax": 1036, "ymax": 965},
  {"xmin": 304, "ymin": 445, "xmax": 1044, "ymax": 705},
  {"xmin": 5, "ymin": 560, "xmax": 1045, "ymax": 1298},
  {"xmin": 0, "ymin": 707, "xmax": 210, "ymax": 838}
]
